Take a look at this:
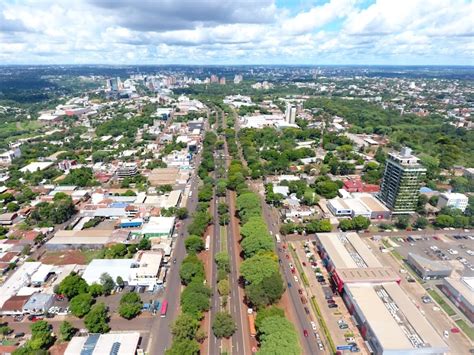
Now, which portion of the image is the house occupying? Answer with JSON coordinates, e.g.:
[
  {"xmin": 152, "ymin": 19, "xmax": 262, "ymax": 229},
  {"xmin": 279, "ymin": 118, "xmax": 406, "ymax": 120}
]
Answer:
[
  {"xmin": 0, "ymin": 213, "xmax": 18, "ymax": 226},
  {"xmin": 23, "ymin": 293, "xmax": 54, "ymax": 315},
  {"xmin": 0, "ymin": 295, "xmax": 30, "ymax": 316}
]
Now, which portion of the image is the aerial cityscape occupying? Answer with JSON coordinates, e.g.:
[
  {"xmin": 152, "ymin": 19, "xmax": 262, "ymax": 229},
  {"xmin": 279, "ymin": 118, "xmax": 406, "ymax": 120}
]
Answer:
[{"xmin": 0, "ymin": 1, "xmax": 473, "ymax": 355}]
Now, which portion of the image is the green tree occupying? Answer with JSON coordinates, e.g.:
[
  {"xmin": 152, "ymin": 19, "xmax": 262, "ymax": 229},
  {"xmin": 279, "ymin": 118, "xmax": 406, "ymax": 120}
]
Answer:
[
  {"xmin": 116, "ymin": 276, "xmax": 124, "ymax": 288},
  {"xmin": 165, "ymin": 339, "xmax": 200, "ymax": 355},
  {"xmin": 212, "ymin": 312, "xmax": 236, "ymax": 338},
  {"xmin": 57, "ymin": 273, "xmax": 89, "ymax": 299},
  {"xmin": 395, "ymin": 216, "xmax": 410, "ymax": 230},
  {"xmin": 215, "ymin": 252, "xmax": 230, "ymax": 273},
  {"xmin": 217, "ymin": 278, "xmax": 230, "ymax": 296},
  {"xmin": 138, "ymin": 237, "xmax": 151, "ymax": 250},
  {"xmin": 255, "ymin": 306, "xmax": 285, "ymax": 329},
  {"xmin": 84, "ymin": 303, "xmax": 110, "ymax": 333},
  {"xmin": 184, "ymin": 235, "xmax": 205, "ymax": 254},
  {"xmin": 88, "ymin": 283, "xmax": 104, "ymax": 297},
  {"xmin": 180, "ymin": 280, "xmax": 211, "ymax": 319},
  {"xmin": 180, "ymin": 255, "xmax": 205, "ymax": 285},
  {"xmin": 413, "ymin": 217, "xmax": 429, "ymax": 229},
  {"xmin": 6, "ymin": 202, "xmax": 19, "ymax": 212},
  {"xmin": 240, "ymin": 254, "xmax": 279, "ymax": 285},
  {"xmin": 176, "ymin": 207, "xmax": 189, "ymax": 220},
  {"xmin": 435, "ymin": 215, "xmax": 455, "ymax": 228},
  {"xmin": 171, "ymin": 313, "xmax": 200, "ymax": 340},
  {"xmin": 70, "ymin": 293, "xmax": 93, "ymax": 318},
  {"xmin": 258, "ymin": 316, "xmax": 300, "ymax": 355},
  {"xmin": 118, "ymin": 292, "xmax": 143, "ymax": 319},
  {"xmin": 59, "ymin": 321, "xmax": 77, "ymax": 341},
  {"xmin": 29, "ymin": 320, "xmax": 55, "ymax": 350},
  {"xmin": 100, "ymin": 273, "xmax": 115, "ymax": 295}
]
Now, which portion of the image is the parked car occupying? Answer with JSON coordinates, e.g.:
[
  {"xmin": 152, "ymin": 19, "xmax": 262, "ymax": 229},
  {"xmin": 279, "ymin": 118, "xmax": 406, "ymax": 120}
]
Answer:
[
  {"xmin": 339, "ymin": 323, "xmax": 349, "ymax": 329},
  {"xmin": 328, "ymin": 303, "xmax": 338, "ymax": 308},
  {"xmin": 327, "ymin": 299, "xmax": 336, "ymax": 304},
  {"xmin": 311, "ymin": 321, "xmax": 317, "ymax": 331},
  {"xmin": 303, "ymin": 329, "xmax": 308, "ymax": 337},
  {"xmin": 298, "ymin": 289, "xmax": 303, "ymax": 294},
  {"xmin": 300, "ymin": 296, "xmax": 307, "ymax": 304},
  {"xmin": 13, "ymin": 315, "xmax": 24, "ymax": 322},
  {"xmin": 14, "ymin": 332, "xmax": 25, "ymax": 338},
  {"xmin": 304, "ymin": 307, "xmax": 310, "ymax": 315}
]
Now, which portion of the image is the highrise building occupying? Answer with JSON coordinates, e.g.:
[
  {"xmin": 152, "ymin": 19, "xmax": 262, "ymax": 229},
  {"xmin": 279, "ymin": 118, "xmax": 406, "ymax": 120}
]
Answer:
[
  {"xmin": 210, "ymin": 75, "xmax": 218, "ymax": 83},
  {"xmin": 285, "ymin": 103, "xmax": 296, "ymax": 124},
  {"xmin": 378, "ymin": 147, "xmax": 426, "ymax": 214},
  {"xmin": 234, "ymin": 74, "xmax": 243, "ymax": 84},
  {"xmin": 219, "ymin": 77, "xmax": 226, "ymax": 85}
]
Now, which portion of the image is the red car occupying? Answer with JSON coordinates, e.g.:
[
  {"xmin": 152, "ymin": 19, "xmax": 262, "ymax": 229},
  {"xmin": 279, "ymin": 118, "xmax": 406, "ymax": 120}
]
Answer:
[
  {"xmin": 28, "ymin": 315, "xmax": 43, "ymax": 322},
  {"xmin": 298, "ymin": 289, "xmax": 303, "ymax": 295},
  {"xmin": 285, "ymin": 254, "xmax": 290, "ymax": 259},
  {"xmin": 302, "ymin": 262, "xmax": 307, "ymax": 266},
  {"xmin": 451, "ymin": 327, "xmax": 460, "ymax": 333},
  {"xmin": 303, "ymin": 329, "xmax": 308, "ymax": 337},
  {"xmin": 291, "ymin": 268, "xmax": 296, "ymax": 274}
]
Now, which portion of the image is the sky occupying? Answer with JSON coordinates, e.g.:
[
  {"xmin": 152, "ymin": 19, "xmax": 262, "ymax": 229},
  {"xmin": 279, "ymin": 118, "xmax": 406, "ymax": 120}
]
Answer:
[{"xmin": 0, "ymin": 0, "xmax": 473, "ymax": 65}]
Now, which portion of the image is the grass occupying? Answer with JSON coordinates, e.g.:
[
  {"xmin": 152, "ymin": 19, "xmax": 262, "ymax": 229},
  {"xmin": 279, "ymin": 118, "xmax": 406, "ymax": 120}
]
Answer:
[
  {"xmin": 427, "ymin": 289, "xmax": 456, "ymax": 317},
  {"xmin": 81, "ymin": 249, "xmax": 104, "ymax": 264},
  {"xmin": 220, "ymin": 226, "xmax": 227, "ymax": 252},
  {"xmin": 310, "ymin": 296, "xmax": 336, "ymax": 354},
  {"xmin": 455, "ymin": 319, "xmax": 474, "ymax": 341}
]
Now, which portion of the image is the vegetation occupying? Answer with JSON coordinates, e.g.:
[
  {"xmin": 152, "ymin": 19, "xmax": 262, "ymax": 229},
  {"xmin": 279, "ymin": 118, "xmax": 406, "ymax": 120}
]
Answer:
[
  {"xmin": 118, "ymin": 292, "xmax": 143, "ymax": 319},
  {"xmin": 212, "ymin": 312, "xmax": 236, "ymax": 338},
  {"xmin": 84, "ymin": 302, "xmax": 110, "ymax": 333},
  {"xmin": 56, "ymin": 272, "xmax": 89, "ymax": 299}
]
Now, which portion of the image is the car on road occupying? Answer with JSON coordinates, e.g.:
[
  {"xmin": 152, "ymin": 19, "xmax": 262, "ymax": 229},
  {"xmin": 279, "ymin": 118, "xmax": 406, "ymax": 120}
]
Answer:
[
  {"xmin": 339, "ymin": 323, "xmax": 348, "ymax": 329},
  {"xmin": 346, "ymin": 337, "xmax": 355, "ymax": 343},
  {"xmin": 28, "ymin": 315, "xmax": 44, "ymax": 322},
  {"xmin": 298, "ymin": 289, "xmax": 303, "ymax": 294},
  {"xmin": 303, "ymin": 329, "xmax": 308, "ymax": 337},
  {"xmin": 287, "ymin": 282, "xmax": 292, "ymax": 288},
  {"xmin": 328, "ymin": 303, "xmax": 338, "ymax": 308},
  {"xmin": 285, "ymin": 254, "xmax": 290, "ymax": 259},
  {"xmin": 422, "ymin": 295, "xmax": 432, "ymax": 303},
  {"xmin": 294, "ymin": 276, "xmax": 299, "ymax": 283},
  {"xmin": 451, "ymin": 327, "xmax": 460, "ymax": 333},
  {"xmin": 310, "ymin": 321, "xmax": 317, "ymax": 331},
  {"xmin": 327, "ymin": 299, "xmax": 335, "ymax": 304},
  {"xmin": 304, "ymin": 307, "xmax": 310, "ymax": 315},
  {"xmin": 444, "ymin": 330, "xmax": 449, "ymax": 338},
  {"xmin": 300, "ymin": 296, "xmax": 307, "ymax": 304},
  {"xmin": 302, "ymin": 261, "xmax": 307, "ymax": 266},
  {"xmin": 13, "ymin": 315, "xmax": 24, "ymax": 322},
  {"xmin": 14, "ymin": 332, "xmax": 25, "ymax": 338},
  {"xmin": 289, "ymin": 263, "xmax": 294, "ymax": 269}
]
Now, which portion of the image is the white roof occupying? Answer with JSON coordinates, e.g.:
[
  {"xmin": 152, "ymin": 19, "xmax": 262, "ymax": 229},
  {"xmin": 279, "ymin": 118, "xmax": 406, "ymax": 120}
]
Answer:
[
  {"xmin": 20, "ymin": 162, "xmax": 54, "ymax": 173},
  {"xmin": 82, "ymin": 259, "xmax": 135, "ymax": 285},
  {"xmin": 0, "ymin": 262, "xmax": 41, "ymax": 307},
  {"xmin": 347, "ymin": 283, "xmax": 448, "ymax": 352},
  {"xmin": 65, "ymin": 332, "xmax": 140, "ymax": 355},
  {"xmin": 142, "ymin": 216, "xmax": 175, "ymax": 235},
  {"xmin": 440, "ymin": 192, "xmax": 468, "ymax": 200},
  {"xmin": 273, "ymin": 185, "xmax": 289, "ymax": 196},
  {"xmin": 31, "ymin": 264, "xmax": 55, "ymax": 283}
]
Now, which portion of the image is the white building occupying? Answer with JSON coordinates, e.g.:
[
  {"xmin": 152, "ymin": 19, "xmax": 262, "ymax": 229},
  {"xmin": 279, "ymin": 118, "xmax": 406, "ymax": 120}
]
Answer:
[
  {"xmin": 66, "ymin": 332, "xmax": 141, "ymax": 355},
  {"xmin": 437, "ymin": 192, "xmax": 469, "ymax": 212},
  {"xmin": 285, "ymin": 103, "xmax": 296, "ymax": 124},
  {"xmin": 0, "ymin": 148, "xmax": 21, "ymax": 165}
]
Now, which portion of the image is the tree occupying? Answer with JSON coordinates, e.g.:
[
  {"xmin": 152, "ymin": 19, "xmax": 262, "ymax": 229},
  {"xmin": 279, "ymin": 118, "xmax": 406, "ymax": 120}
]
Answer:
[
  {"xmin": 118, "ymin": 292, "xmax": 143, "ymax": 319},
  {"xmin": 0, "ymin": 325, "xmax": 12, "ymax": 336},
  {"xmin": 180, "ymin": 280, "xmax": 211, "ymax": 319},
  {"xmin": 246, "ymin": 272, "xmax": 284, "ymax": 308},
  {"xmin": 352, "ymin": 216, "xmax": 371, "ymax": 230},
  {"xmin": 184, "ymin": 235, "xmax": 205, "ymax": 254},
  {"xmin": 255, "ymin": 306, "xmax": 285, "ymax": 329},
  {"xmin": 138, "ymin": 237, "xmax": 151, "ymax": 250},
  {"xmin": 116, "ymin": 276, "xmax": 124, "ymax": 288},
  {"xmin": 435, "ymin": 215, "xmax": 455, "ymax": 228},
  {"xmin": 29, "ymin": 320, "xmax": 55, "ymax": 350},
  {"xmin": 315, "ymin": 181, "xmax": 339, "ymax": 199},
  {"xmin": 70, "ymin": 293, "xmax": 93, "ymax": 318},
  {"xmin": 395, "ymin": 216, "xmax": 410, "ymax": 230},
  {"xmin": 100, "ymin": 273, "xmax": 115, "ymax": 295},
  {"xmin": 180, "ymin": 255, "xmax": 205, "ymax": 285},
  {"xmin": 413, "ymin": 217, "xmax": 429, "ymax": 229},
  {"xmin": 88, "ymin": 283, "xmax": 104, "ymax": 297},
  {"xmin": 215, "ymin": 252, "xmax": 230, "ymax": 273},
  {"xmin": 258, "ymin": 316, "xmax": 301, "ymax": 355},
  {"xmin": 240, "ymin": 254, "xmax": 279, "ymax": 285},
  {"xmin": 218, "ymin": 279, "xmax": 230, "ymax": 296},
  {"xmin": 6, "ymin": 202, "xmax": 19, "ymax": 212},
  {"xmin": 212, "ymin": 312, "xmax": 236, "ymax": 338},
  {"xmin": 339, "ymin": 219, "xmax": 354, "ymax": 231},
  {"xmin": 84, "ymin": 303, "xmax": 110, "ymax": 333},
  {"xmin": 57, "ymin": 273, "xmax": 89, "ymax": 299},
  {"xmin": 171, "ymin": 313, "xmax": 200, "ymax": 340},
  {"xmin": 165, "ymin": 339, "xmax": 200, "ymax": 355},
  {"xmin": 176, "ymin": 207, "xmax": 189, "ymax": 220},
  {"xmin": 241, "ymin": 234, "xmax": 274, "ymax": 258},
  {"xmin": 59, "ymin": 321, "xmax": 77, "ymax": 341}
]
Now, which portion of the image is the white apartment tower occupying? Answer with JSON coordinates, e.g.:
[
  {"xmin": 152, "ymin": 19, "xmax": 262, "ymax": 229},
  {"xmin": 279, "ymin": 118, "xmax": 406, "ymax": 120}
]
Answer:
[{"xmin": 285, "ymin": 103, "xmax": 297, "ymax": 124}]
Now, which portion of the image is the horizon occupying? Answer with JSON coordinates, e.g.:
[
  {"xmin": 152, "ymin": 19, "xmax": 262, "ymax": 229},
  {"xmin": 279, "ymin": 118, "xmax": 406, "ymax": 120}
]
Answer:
[{"xmin": 1, "ymin": 0, "xmax": 473, "ymax": 66}]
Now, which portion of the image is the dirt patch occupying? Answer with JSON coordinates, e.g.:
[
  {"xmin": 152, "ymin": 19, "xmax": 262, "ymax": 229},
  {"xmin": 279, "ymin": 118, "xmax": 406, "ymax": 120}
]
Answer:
[
  {"xmin": 49, "ymin": 342, "xmax": 68, "ymax": 355},
  {"xmin": 40, "ymin": 250, "xmax": 87, "ymax": 265}
]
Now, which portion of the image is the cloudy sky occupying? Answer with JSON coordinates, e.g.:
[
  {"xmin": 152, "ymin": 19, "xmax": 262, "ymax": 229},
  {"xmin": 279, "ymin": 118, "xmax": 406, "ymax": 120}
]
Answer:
[{"xmin": 1, "ymin": 0, "xmax": 473, "ymax": 65}]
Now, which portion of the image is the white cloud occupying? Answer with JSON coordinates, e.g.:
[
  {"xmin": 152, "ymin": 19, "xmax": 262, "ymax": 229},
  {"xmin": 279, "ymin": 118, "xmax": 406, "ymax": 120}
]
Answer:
[{"xmin": 0, "ymin": 0, "xmax": 472, "ymax": 64}]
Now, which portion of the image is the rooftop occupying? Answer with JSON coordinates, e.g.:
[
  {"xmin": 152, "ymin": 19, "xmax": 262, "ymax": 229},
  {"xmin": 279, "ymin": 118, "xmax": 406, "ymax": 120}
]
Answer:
[
  {"xmin": 65, "ymin": 332, "xmax": 140, "ymax": 355},
  {"xmin": 347, "ymin": 282, "xmax": 448, "ymax": 352},
  {"xmin": 317, "ymin": 232, "xmax": 382, "ymax": 269}
]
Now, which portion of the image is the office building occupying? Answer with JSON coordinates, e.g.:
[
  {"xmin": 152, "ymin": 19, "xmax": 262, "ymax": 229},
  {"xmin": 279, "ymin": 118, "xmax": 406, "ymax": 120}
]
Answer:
[
  {"xmin": 285, "ymin": 103, "xmax": 296, "ymax": 124},
  {"xmin": 440, "ymin": 276, "xmax": 474, "ymax": 322},
  {"xmin": 378, "ymin": 147, "xmax": 426, "ymax": 214},
  {"xmin": 117, "ymin": 163, "xmax": 138, "ymax": 178},
  {"xmin": 437, "ymin": 192, "xmax": 468, "ymax": 212}
]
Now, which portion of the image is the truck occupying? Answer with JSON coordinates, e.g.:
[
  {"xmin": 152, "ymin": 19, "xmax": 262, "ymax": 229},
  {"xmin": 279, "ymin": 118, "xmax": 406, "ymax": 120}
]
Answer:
[{"xmin": 205, "ymin": 235, "xmax": 211, "ymax": 251}]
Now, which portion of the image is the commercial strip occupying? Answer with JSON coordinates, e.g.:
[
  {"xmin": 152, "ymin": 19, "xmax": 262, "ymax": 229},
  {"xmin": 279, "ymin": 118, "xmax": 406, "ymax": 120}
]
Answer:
[{"xmin": 440, "ymin": 276, "xmax": 474, "ymax": 323}]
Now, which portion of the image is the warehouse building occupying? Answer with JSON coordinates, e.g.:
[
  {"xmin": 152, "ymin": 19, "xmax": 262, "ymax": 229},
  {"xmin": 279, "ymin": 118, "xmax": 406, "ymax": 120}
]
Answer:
[
  {"xmin": 343, "ymin": 282, "xmax": 448, "ymax": 354},
  {"xmin": 139, "ymin": 216, "xmax": 175, "ymax": 238},
  {"xmin": 316, "ymin": 232, "xmax": 400, "ymax": 292},
  {"xmin": 406, "ymin": 253, "xmax": 452, "ymax": 280}
]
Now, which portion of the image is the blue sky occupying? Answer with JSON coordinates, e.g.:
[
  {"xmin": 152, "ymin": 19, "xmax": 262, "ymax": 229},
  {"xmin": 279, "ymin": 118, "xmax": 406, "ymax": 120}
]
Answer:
[{"xmin": 0, "ymin": 0, "xmax": 473, "ymax": 65}]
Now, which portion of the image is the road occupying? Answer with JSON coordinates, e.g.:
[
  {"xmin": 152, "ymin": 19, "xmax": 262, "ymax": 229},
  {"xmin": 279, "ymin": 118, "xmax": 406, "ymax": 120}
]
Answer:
[
  {"xmin": 256, "ymin": 184, "xmax": 323, "ymax": 355},
  {"xmin": 208, "ymin": 158, "xmax": 221, "ymax": 355},
  {"xmin": 147, "ymin": 146, "xmax": 203, "ymax": 354}
]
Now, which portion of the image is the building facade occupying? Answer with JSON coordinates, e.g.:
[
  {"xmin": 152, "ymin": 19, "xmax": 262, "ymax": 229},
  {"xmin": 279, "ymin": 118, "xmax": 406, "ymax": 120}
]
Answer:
[
  {"xmin": 437, "ymin": 192, "xmax": 468, "ymax": 212},
  {"xmin": 378, "ymin": 148, "xmax": 426, "ymax": 214}
]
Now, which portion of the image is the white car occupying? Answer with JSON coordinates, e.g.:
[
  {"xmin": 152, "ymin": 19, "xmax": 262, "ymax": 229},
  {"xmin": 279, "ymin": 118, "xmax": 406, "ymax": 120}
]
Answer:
[
  {"xmin": 311, "ymin": 321, "xmax": 317, "ymax": 331},
  {"xmin": 443, "ymin": 330, "xmax": 449, "ymax": 338},
  {"xmin": 294, "ymin": 276, "xmax": 299, "ymax": 283},
  {"xmin": 448, "ymin": 249, "xmax": 459, "ymax": 255},
  {"xmin": 466, "ymin": 250, "xmax": 474, "ymax": 256},
  {"xmin": 346, "ymin": 337, "xmax": 356, "ymax": 343}
]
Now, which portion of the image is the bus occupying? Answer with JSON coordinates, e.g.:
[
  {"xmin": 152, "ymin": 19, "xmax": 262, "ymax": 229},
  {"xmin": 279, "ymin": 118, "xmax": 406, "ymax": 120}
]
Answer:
[
  {"xmin": 248, "ymin": 314, "xmax": 256, "ymax": 337},
  {"xmin": 160, "ymin": 299, "xmax": 168, "ymax": 318},
  {"xmin": 275, "ymin": 234, "xmax": 281, "ymax": 243},
  {"xmin": 205, "ymin": 235, "xmax": 211, "ymax": 251}
]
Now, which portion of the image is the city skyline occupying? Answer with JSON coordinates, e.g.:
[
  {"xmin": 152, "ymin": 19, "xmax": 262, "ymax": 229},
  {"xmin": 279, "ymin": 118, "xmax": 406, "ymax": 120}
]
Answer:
[{"xmin": 1, "ymin": 0, "xmax": 473, "ymax": 66}]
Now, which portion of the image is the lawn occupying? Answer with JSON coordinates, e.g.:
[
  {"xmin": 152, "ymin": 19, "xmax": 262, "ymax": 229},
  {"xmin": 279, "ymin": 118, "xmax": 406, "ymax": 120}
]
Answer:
[
  {"xmin": 427, "ymin": 289, "xmax": 456, "ymax": 317},
  {"xmin": 455, "ymin": 319, "xmax": 474, "ymax": 341}
]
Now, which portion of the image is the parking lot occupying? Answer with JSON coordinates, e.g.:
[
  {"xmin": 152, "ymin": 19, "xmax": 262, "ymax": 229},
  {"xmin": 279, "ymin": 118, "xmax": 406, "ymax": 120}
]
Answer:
[
  {"xmin": 387, "ymin": 233, "xmax": 474, "ymax": 273},
  {"xmin": 288, "ymin": 240, "xmax": 367, "ymax": 354}
]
